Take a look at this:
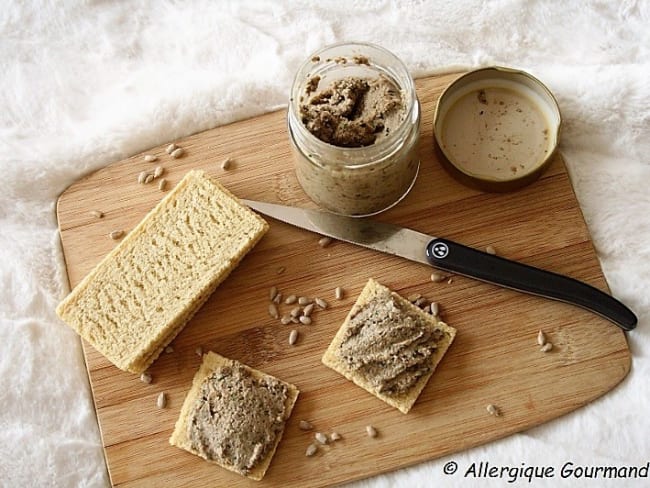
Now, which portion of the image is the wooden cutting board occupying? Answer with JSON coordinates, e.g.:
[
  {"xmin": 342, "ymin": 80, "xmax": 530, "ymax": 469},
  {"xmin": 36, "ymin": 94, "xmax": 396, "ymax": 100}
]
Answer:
[{"xmin": 57, "ymin": 72, "xmax": 630, "ymax": 487}]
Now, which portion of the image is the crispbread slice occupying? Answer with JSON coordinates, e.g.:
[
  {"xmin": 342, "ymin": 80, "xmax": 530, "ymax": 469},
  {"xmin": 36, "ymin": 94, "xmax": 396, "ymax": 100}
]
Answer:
[
  {"xmin": 170, "ymin": 351, "xmax": 299, "ymax": 481},
  {"xmin": 322, "ymin": 278, "xmax": 456, "ymax": 414},
  {"xmin": 56, "ymin": 170, "xmax": 269, "ymax": 373}
]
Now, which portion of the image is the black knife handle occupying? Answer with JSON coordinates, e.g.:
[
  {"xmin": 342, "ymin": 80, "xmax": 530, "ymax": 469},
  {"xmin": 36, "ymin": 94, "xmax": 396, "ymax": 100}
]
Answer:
[{"xmin": 426, "ymin": 238, "xmax": 637, "ymax": 331}]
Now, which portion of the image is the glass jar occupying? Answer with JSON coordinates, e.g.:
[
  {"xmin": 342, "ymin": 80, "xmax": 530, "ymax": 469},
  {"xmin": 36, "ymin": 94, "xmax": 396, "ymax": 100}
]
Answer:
[{"xmin": 287, "ymin": 42, "xmax": 421, "ymax": 217}]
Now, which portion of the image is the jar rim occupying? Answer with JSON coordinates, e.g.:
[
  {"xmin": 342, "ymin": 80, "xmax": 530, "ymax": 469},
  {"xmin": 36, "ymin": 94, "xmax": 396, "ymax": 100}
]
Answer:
[{"xmin": 288, "ymin": 41, "xmax": 417, "ymax": 160}]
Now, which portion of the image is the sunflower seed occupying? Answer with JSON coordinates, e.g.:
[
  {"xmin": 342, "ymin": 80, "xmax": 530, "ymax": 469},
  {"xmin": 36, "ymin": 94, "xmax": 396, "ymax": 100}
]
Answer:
[
  {"xmin": 314, "ymin": 432, "xmax": 328, "ymax": 444},
  {"xmin": 170, "ymin": 147, "xmax": 184, "ymax": 159},
  {"xmin": 269, "ymin": 286, "xmax": 278, "ymax": 301},
  {"xmin": 280, "ymin": 315, "xmax": 292, "ymax": 325},
  {"xmin": 365, "ymin": 425, "xmax": 377, "ymax": 438},
  {"xmin": 158, "ymin": 178, "xmax": 167, "ymax": 191},
  {"xmin": 298, "ymin": 296, "xmax": 311, "ymax": 306},
  {"xmin": 109, "ymin": 230, "xmax": 124, "ymax": 240},
  {"xmin": 290, "ymin": 306, "xmax": 301, "ymax": 318},
  {"xmin": 318, "ymin": 236, "xmax": 332, "ymax": 248},
  {"xmin": 165, "ymin": 346, "xmax": 174, "ymax": 354},
  {"xmin": 486, "ymin": 404, "xmax": 500, "ymax": 416},
  {"xmin": 305, "ymin": 444, "xmax": 318, "ymax": 457},
  {"xmin": 157, "ymin": 392, "xmax": 167, "ymax": 409},
  {"xmin": 153, "ymin": 166, "xmax": 164, "ymax": 178},
  {"xmin": 330, "ymin": 432, "xmax": 342, "ymax": 441},
  {"xmin": 195, "ymin": 347, "xmax": 203, "ymax": 357},
  {"xmin": 140, "ymin": 372, "xmax": 152, "ymax": 384},
  {"xmin": 220, "ymin": 157, "xmax": 232, "ymax": 170},
  {"xmin": 273, "ymin": 292, "xmax": 282, "ymax": 304},
  {"xmin": 144, "ymin": 174, "xmax": 155, "ymax": 184},
  {"xmin": 288, "ymin": 329, "xmax": 299, "ymax": 345},
  {"xmin": 89, "ymin": 210, "xmax": 104, "ymax": 219},
  {"xmin": 268, "ymin": 303, "xmax": 279, "ymax": 319},
  {"xmin": 138, "ymin": 171, "xmax": 148, "ymax": 184},
  {"xmin": 540, "ymin": 342, "xmax": 553, "ymax": 352},
  {"xmin": 299, "ymin": 316, "xmax": 312, "ymax": 325},
  {"xmin": 166, "ymin": 143, "xmax": 177, "ymax": 154},
  {"xmin": 335, "ymin": 287, "xmax": 344, "ymax": 300},
  {"xmin": 430, "ymin": 272, "xmax": 447, "ymax": 283},
  {"xmin": 290, "ymin": 317, "xmax": 299, "ymax": 324},
  {"xmin": 302, "ymin": 303, "xmax": 315, "ymax": 317},
  {"xmin": 537, "ymin": 330, "xmax": 546, "ymax": 346},
  {"xmin": 285, "ymin": 295, "xmax": 297, "ymax": 305},
  {"xmin": 447, "ymin": 277, "xmax": 454, "ymax": 284},
  {"xmin": 486, "ymin": 245, "xmax": 497, "ymax": 255},
  {"xmin": 315, "ymin": 297, "xmax": 328, "ymax": 309},
  {"xmin": 299, "ymin": 420, "xmax": 313, "ymax": 431},
  {"xmin": 144, "ymin": 154, "xmax": 157, "ymax": 162},
  {"xmin": 407, "ymin": 293, "xmax": 421, "ymax": 303}
]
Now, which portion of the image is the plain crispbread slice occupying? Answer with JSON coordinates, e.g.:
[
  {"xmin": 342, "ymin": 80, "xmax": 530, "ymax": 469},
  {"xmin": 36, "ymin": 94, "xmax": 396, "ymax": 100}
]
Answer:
[
  {"xmin": 170, "ymin": 351, "xmax": 299, "ymax": 481},
  {"xmin": 56, "ymin": 170, "xmax": 269, "ymax": 373},
  {"xmin": 322, "ymin": 278, "xmax": 456, "ymax": 414}
]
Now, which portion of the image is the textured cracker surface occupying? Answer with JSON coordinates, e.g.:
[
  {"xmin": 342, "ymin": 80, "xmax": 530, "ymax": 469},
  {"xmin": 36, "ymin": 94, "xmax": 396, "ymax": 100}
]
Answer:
[
  {"xmin": 169, "ymin": 351, "xmax": 299, "ymax": 481},
  {"xmin": 322, "ymin": 278, "xmax": 456, "ymax": 414},
  {"xmin": 56, "ymin": 170, "xmax": 269, "ymax": 373}
]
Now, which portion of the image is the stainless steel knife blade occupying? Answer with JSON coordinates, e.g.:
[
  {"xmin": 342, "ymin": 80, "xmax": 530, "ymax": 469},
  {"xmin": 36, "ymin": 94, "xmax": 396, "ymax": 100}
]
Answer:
[{"xmin": 241, "ymin": 198, "xmax": 638, "ymax": 331}]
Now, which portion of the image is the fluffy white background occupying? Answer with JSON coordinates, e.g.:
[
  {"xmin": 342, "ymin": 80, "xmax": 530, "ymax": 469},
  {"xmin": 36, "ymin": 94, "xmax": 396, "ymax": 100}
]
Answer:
[{"xmin": 1, "ymin": 1, "xmax": 649, "ymax": 487}]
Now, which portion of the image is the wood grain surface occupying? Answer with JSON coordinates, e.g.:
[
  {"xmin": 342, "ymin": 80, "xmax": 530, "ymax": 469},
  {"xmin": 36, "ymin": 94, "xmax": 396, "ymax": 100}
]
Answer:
[{"xmin": 57, "ymin": 72, "xmax": 630, "ymax": 487}]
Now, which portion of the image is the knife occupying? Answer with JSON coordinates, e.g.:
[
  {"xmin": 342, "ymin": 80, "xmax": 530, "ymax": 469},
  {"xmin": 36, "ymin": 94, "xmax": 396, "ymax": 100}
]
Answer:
[{"xmin": 242, "ymin": 199, "xmax": 637, "ymax": 331}]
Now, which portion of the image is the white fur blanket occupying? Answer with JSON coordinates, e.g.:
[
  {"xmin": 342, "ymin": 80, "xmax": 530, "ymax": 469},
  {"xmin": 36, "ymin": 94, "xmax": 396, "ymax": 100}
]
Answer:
[{"xmin": 2, "ymin": 1, "xmax": 649, "ymax": 486}]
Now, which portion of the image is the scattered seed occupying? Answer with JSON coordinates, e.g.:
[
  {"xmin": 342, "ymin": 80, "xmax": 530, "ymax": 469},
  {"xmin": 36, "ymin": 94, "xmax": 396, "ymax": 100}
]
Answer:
[
  {"xmin": 335, "ymin": 287, "xmax": 344, "ymax": 300},
  {"xmin": 298, "ymin": 296, "xmax": 311, "ymax": 306},
  {"xmin": 430, "ymin": 272, "xmax": 447, "ymax": 283},
  {"xmin": 314, "ymin": 432, "xmax": 328, "ymax": 444},
  {"xmin": 290, "ymin": 306, "xmax": 301, "ymax": 318},
  {"xmin": 447, "ymin": 277, "xmax": 454, "ymax": 284},
  {"xmin": 269, "ymin": 286, "xmax": 278, "ymax": 301},
  {"xmin": 277, "ymin": 266, "xmax": 286, "ymax": 274},
  {"xmin": 157, "ymin": 392, "xmax": 168, "ymax": 409},
  {"xmin": 407, "ymin": 293, "xmax": 421, "ymax": 303},
  {"xmin": 288, "ymin": 329, "xmax": 299, "ymax": 345},
  {"xmin": 268, "ymin": 303, "xmax": 279, "ymax": 319},
  {"xmin": 285, "ymin": 294, "xmax": 297, "ymax": 305},
  {"xmin": 305, "ymin": 444, "xmax": 318, "ymax": 457},
  {"xmin": 153, "ymin": 166, "xmax": 164, "ymax": 178},
  {"xmin": 540, "ymin": 342, "xmax": 553, "ymax": 353},
  {"xmin": 165, "ymin": 346, "xmax": 174, "ymax": 354},
  {"xmin": 299, "ymin": 316, "xmax": 312, "ymax": 325},
  {"xmin": 330, "ymin": 432, "xmax": 342, "ymax": 441},
  {"xmin": 144, "ymin": 173, "xmax": 155, "ymax": 184},
  {"xmin": 220, "ymin": 157, "xmax": 232, "ymax": 170},
  {"xmin": 290, "ymin": 317, "xmax": 300, "ymax": 324},
  {"xmin": 486, "ymin": 404, "xmax": 501, "ymax": 416},
  {"xmin": 299, "ymin": 420, "xmax": 313, "ymax": 431},
  {"xmin": 170, "ymin": 147, "xmax": 185, "ymax": 159},
  {"xmin": 140, "ymin": 372, "xmax": 152, "ymax": 384},
  {"xmin": 158, "ymin": 178, "xmax": 167, "ymax": 191},
  {"xmin": 318, "ymin": 236, "xmax": 332, "ymax": 248},
  {"xmin": 109, "ymin": 230, "xmax": 124, "ymax": 240},
  {"xmin": 486, "ymin": 245, "xmax": 497, "ymax": 255},
  {"xmin": 302, "ymin": 303, "xmax": 315, "ymax": 317},
  {"xmin": 365, "ymin": 425, "xmax": 378, "ymax": 438},
  {"xmin": 537, "ymin": 330, "xmax": 546, "ymax": 346},
  {"xmin": 280, "ymin": 315, "xmax": 292, "ymax": 325},
  {"xmin": 430, "ymin": 302, "xmax": 440, "ymax": 316},
  {"xmin": 144, "ymin": 154, "xmax": 157, "ymax": 162},
  {"xmin": 195, "ymin": 347, "xmax": 203, "ymax": 357},
  {"xmin": 138, "ymin": 171, "xmax": 148, "ymax": 184},
  {"xmin": 166, "ymin": 143, "xmax": 177, "ymax": 154},
  {"xmin": 273, "ymin": 292, "xmax": 282, "ymax": 304},
  {"xmin": 315, "ymin": 297, "xmax": 328, "ymax": 309},
  {"xmin": 89, "ymin": 210, "xmax": 104, "ymax": 218}
]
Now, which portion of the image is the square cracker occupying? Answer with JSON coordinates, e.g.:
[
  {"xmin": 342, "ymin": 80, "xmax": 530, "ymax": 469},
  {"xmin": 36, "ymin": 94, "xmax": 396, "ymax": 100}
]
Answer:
[
  {"xmin": 322, "ymin": 278, "xmax": 456, "ymax": 414},
  {"xmin": 170, "ymin": 351, "xmax": 299, "ymax": 481}
]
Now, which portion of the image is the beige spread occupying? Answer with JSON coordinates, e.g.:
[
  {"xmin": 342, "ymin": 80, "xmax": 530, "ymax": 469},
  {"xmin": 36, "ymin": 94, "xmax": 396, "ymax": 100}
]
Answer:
[
  {"xmin": 187, "ymin": 364, "xmax": 289, "ymax": 475},
  {"xmin": 338, "ymin": 285, "xmax": 444, "ymax": 396},
  {"xmin": 299, "ymin": 75, "xmax": 405, "ymax": 147},
  {"xmin": 440, "ymin": 86, "xmax": 553, "ymax": 180}
]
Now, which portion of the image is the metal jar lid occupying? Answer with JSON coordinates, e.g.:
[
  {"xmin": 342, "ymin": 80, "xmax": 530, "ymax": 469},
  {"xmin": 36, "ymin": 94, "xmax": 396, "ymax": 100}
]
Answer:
[{"xmin": 433, "ymin": 67, "xmax": 562, "ymax": 192}]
